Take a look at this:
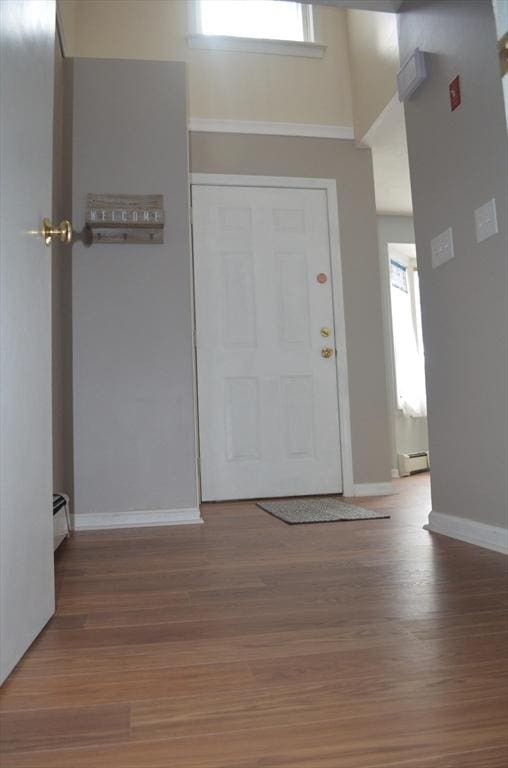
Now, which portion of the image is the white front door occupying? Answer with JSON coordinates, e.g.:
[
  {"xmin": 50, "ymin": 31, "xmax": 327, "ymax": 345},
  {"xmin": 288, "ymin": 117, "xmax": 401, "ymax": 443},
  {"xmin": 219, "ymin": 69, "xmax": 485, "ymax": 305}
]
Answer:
[
  {"xmin": 193, "ymin": 183, "xmax": 343, "ymax": 501},
  {"xmin": 0, "ymin": 0, "xmax": 56, "ymax": 683}
]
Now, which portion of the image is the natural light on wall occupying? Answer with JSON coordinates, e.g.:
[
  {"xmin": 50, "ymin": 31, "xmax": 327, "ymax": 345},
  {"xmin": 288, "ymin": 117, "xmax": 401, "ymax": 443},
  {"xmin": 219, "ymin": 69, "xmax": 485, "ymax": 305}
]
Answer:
[
  {"xmin": 198, "ymin": 0, "xmax": 313, "ymax": 42},
  {"xmin": 389, "ymin": 248, "xmax": 427, "ymax": 419}
]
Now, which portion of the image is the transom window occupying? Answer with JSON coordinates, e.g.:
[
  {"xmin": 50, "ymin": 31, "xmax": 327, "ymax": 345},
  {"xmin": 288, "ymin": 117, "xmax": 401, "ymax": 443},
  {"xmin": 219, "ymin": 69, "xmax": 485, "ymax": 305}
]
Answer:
[{"xmin": 197, "ymin": 0, "xmax": 314, "ymax": 43}]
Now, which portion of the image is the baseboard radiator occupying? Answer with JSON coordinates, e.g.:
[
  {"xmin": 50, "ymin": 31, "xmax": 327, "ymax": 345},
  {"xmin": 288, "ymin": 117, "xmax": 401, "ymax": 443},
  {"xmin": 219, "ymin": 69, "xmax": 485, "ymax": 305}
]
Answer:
[
  {"xmin": 53, "ymin": 493, "xmax": 71, "ymax": 550},
  {"xmin": 398, "ymin": 451, "xmax": 430, "ymax": 477}
]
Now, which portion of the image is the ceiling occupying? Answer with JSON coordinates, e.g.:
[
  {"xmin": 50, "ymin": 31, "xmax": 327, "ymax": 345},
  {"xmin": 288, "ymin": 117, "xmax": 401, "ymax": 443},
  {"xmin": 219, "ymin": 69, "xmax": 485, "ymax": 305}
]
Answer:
[{"xmin": 362, "ymin": 96, "xmax": 413, "ymax": 216}]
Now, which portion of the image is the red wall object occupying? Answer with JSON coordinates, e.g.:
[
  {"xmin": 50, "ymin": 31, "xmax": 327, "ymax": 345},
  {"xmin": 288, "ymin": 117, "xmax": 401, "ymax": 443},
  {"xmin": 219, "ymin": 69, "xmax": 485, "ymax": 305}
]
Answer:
[{"xmin": 449, "ymin": 75, "xmax": 461, "ymax": 111}]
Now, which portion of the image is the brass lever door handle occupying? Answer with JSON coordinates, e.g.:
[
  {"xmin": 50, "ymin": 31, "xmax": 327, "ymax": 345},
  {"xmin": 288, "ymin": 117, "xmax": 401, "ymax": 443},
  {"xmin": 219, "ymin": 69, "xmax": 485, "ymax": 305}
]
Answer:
[
  {"xmin": 321, "ymin": 347, "xmax": 334, "ymax": 359},
  {"xmin": 42, "ymin": 218, "xmax": 73, "ymax": 246}
]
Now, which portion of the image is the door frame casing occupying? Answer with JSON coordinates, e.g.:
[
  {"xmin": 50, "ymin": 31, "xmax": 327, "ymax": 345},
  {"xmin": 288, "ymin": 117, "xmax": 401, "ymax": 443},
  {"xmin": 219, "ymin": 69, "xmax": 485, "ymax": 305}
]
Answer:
[{"xmin": 190, "ymin": 173, "xmax": 354, "ymax": 498}]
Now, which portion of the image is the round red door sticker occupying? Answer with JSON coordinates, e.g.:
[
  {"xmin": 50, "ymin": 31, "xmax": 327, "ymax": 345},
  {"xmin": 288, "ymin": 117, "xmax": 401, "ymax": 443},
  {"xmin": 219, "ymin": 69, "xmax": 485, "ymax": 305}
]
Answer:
[{"xmin": 317, "ymin": 273, "xmax": 327, "ymax": 284}]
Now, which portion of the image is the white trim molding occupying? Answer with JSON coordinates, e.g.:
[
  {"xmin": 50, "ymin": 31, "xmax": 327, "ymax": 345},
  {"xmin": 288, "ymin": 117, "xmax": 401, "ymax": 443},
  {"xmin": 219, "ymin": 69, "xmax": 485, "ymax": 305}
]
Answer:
[
  {"xmin": 188, "ymin": 118, "xmax": 354, "ymax": 141},
  {"xmin": 55, "ymin": 1, "xmax": 69, "ymax": 57},
  {"xmin": 353, "ymin": 482, "xmax": 397, "ymax": 497},
  {"xmin": 391, "ymin": 468, "xmax": 400, "ymax": 479},
  {"xmin": 425, "ymin": 511, "xmax": 508, "ymax": 555},
  {"xmin": 295, "ymin": 1, "xmax": 403, "ymax": 10},
  {"xmin": 73, "ymin": 507, "xmax": 202, "ymax": 531},
  {"xmin": 187, "ymin": 33, "xmax": 326, "ymax": 58},
  {"xmin": 190, "ymin": 173, "xmax": 355, "ymax": 498}
]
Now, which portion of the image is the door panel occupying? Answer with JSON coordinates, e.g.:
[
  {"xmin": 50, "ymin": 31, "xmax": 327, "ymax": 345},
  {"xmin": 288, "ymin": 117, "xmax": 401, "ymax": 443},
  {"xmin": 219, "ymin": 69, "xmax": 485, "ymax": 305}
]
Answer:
[
  {"xmin": 193, "ymin": 184, "xmax": 342, "ymax": 501},
  {"xmin": 282, "ymin": 375, "xmax": 315, "ymax": 458},
  {"xmin": 0, "ymin": 0, "xmax": 56, "ymax": 683},
  {"xmin": 279, "ymin": 251, "xmax": 310, "ymax": 346},
  {"xmin": 222, "ymin": 251, "xmax": 257, "ymax": 347},
  {"xmin": 225, "ymin": 377, "xmax": 260, "ymax": 460}
]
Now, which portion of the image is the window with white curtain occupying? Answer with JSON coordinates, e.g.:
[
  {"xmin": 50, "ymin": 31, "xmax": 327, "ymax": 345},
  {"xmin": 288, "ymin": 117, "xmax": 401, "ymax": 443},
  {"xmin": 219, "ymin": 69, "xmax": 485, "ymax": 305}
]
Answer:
[
  {"xmin": 197, "ymin": 0, "xmax": 314, "ymax": 42},
  {"xmin": 389, "ymin": 248, "xmax": 427, "ymax": 418}
]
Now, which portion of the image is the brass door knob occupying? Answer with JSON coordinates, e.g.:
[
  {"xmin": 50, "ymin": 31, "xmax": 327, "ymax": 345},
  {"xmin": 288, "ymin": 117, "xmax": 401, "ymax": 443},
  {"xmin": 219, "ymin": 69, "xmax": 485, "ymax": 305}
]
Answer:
[
  {"xmin": 42, "ymin": 218, "xmax": 73, "ymax": 246},
  {"xmin": 321, "ymin": 347, "xmax": 334, "ymax": 358}
]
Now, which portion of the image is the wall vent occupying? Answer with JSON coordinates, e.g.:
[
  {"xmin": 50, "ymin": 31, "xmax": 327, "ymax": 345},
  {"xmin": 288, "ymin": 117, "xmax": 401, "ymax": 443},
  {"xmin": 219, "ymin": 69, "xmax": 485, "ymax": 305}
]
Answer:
[{"xmin": 398, "ymin": 451, "xmax": 430, "ymax": 477}]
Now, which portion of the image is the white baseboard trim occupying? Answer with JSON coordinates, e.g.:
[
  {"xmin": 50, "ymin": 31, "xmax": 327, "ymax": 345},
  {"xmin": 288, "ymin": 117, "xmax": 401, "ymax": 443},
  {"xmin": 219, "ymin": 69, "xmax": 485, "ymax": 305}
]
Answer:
[
  {"xmin": 391, "ymin": 468, "xmax": 400, "ymax": 479},
  {"xmin": 425, "ymin": 511, "xmax": 508, "ymax": 554},
  {"xmin": 353, "ymin": 482, "xmax": 397, "ymax": 497},
  {"xmin": 73, "ymin": 507, "xmax": 202, "ymax": 531},
  {"xmin": 188, "ymin": 118, "xmax": 354, "ymax": 141}
]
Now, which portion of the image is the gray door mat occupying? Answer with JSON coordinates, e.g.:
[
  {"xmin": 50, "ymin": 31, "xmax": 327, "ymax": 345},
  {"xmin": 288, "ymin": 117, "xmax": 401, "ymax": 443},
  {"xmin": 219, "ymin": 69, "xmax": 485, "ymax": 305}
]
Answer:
[{"xmin": 256, "ymin": 497, "xmax": 390, "ymax": 525}]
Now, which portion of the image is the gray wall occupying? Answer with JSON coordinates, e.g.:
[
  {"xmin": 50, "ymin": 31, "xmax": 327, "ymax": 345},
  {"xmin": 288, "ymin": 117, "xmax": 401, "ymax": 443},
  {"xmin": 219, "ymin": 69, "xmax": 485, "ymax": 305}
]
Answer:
[
  {"xmin": 377, "ymin": 215, "xmax": 429, "ymax": 469},
  {"xmin": 51, "ymin": 35, "xmax": 65, "ymax": 492},
  {"xmin": 190, "ymin": 132, "xmax": 392, "ymax": 485},
  {"xmin": 61, "ymin": 58, "xmax": 74, "ymax": 501},
  {"xmin": 399, "ymin": 1, "xmax": 508, "ymax": 528},
  {"xmin": 52, "ymin": 33, "xmax": 74, "ymax": 500},
  {"xmin": 72, "ymin": 59, "xmax": 198, "ymax": 517}
]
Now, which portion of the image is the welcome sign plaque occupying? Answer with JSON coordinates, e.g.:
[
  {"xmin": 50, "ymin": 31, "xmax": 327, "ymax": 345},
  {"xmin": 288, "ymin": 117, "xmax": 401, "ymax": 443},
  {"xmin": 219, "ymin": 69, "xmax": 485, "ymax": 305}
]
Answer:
[{"xmin": 85, "ymin": 193, "xmax": 164, "ymax": 244}]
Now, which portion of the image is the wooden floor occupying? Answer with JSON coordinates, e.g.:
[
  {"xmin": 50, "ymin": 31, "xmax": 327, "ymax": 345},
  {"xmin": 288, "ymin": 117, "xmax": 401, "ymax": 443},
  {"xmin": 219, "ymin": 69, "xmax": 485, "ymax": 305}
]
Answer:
[{"xmin": 1, "ymin": 475, "xmax": 507, "ymax": 766}]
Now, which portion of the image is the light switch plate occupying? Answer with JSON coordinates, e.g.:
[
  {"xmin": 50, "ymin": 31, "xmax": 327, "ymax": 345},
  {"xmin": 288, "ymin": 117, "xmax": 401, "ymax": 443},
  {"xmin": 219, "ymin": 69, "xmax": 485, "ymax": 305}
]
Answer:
[
  {"xmin": 474, "ymin": 198, "xmax": 498, "ymax": 244},
  {"xmin": 431, "ymin": 227, "xmax": 455, "ymax": 269}
]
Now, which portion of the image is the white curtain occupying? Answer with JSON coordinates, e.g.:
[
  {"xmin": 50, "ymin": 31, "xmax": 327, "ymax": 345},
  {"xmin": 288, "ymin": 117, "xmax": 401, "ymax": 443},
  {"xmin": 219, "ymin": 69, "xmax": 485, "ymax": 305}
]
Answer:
[{"xmin": 390, "ymin": 261, "xmax": 427, "ymax": 418}]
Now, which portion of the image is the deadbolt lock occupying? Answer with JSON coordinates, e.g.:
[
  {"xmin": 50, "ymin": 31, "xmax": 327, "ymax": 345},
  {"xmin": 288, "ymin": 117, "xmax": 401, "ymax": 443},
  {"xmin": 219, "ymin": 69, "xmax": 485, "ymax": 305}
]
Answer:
[{"xmin": 320, "ymin": 327, "xmax": 331, "ymax": 337}]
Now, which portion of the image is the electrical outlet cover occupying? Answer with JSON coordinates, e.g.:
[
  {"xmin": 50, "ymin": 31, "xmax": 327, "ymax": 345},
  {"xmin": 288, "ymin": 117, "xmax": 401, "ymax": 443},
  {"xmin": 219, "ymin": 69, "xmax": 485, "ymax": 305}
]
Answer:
[
  {"xmin": 431, "ymin": 227, "xmax": 455, "ymax": 269},
  {"xmin": 474, "ymin": 198, "xmax": 498, "ymax": 244}
]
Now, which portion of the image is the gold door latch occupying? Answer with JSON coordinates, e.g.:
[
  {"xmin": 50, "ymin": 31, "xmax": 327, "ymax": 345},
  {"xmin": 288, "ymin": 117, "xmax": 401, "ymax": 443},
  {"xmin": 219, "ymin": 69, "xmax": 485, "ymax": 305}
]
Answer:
[
  {"xmin": 42, "ymin": 218, "xmax": 73, "ymax": 246},
  {"xmin": 320, "ymin": 327, "xmax": 331, "ymax": 338},
  {"xmin": 321, "ymin": 347, "xmax": 334, "ymax": 359}
]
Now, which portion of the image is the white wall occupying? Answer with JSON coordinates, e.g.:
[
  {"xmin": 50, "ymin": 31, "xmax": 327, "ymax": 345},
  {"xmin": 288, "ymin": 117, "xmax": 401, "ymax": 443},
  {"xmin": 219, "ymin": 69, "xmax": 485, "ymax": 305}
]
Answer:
[
  {"xmin": 364, "ymin": 97, "xmax": 412, "ymax": 215},
  {"xmin": 346, "ymin": 12, "xmax": 411, "ymax": 215},
  {"xmin": 71, "ymin": 59, "xmax": 199, "ymax": 522},
  {"xmin": 399, "ymin": 0, "xmax": 508, "ymax": 541},
  {"xmin": 57, "ymin": 0, "xmax": 354, "ymax": 129},
  {"xmin": 346, "ymin": 8, "xmax": 399, "ymax": 140},
  {"xmin": 377, "ymin": 215, "xmax": 428, "ymax": 470}
]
